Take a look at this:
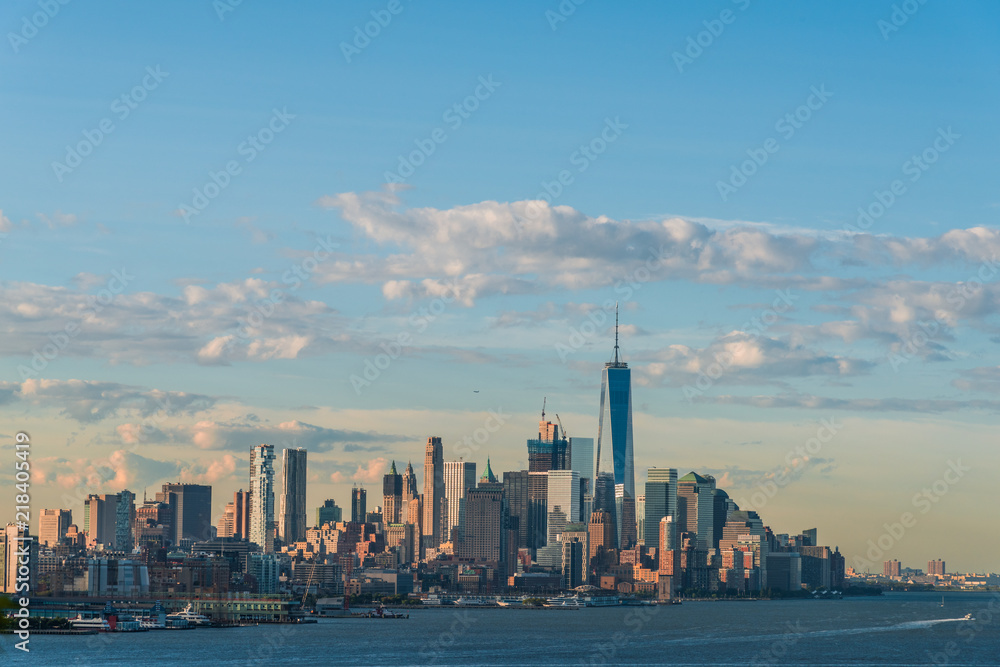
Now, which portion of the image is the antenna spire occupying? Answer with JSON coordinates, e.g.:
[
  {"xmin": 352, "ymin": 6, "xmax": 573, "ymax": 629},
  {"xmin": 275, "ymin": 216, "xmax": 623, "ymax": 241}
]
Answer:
[
  {"xmin": 614, "ymin": 301, "xmax": 620, "ymax": 364},
  {"xmin": 541, "ymin": 396, "xmax": 546, "ymax": 421}
]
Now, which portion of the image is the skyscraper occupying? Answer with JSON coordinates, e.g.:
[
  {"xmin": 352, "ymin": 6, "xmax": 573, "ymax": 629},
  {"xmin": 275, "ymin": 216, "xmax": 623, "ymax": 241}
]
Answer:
[
  {"xmin": 527, "ymin": 413, "xmax": 571, "ymax": 551},
  {"xmin": 116, "ymin": 489, "xmax": 135, "ymax": 552},
  {"xmin": 316, "ymin": 499, "xmax": 343, "ymax": 527},
  {"xmin": 39, "ymin": 509, "xmax": 72, "ymax": 547},
  {"xmin": 546, "ymin": 469, "xmax": 580, "ymax": 542},
  {"xmin": 279, "ymin": 447, "xmax": 308, "ymax": 544},
  {"xmin": 443, "ymin": 460, "xmax": 476, "ymax": 543},
  {"xmin": 402, "ymin": 461, "xmax": 419, "ymax": 500},
  {"xmin": 234, "ymin": 489, "xmax": 250, "ymax": 540},
  {"xmin": 156, "ymin": 483, "xmax": 213, "ymax": 545},
  {"xmin": 677, "ymin": 472, "xmax": 715, "ymax": 550},
  {"xmin": 84, "ymin": 493, "xmax": 117, "ymax": 549},
  {"xmin": 503, "ymin": 470, "xmax": 530, "ymax": 552},
  {"xmin": 595, "ymin": 306, "xmax": 635, "ymax": 549},
  {"xmin": 644, "ymin": 467, "xmax": 678, "ymax": 546},
  {"xmin": 460, "ymin": 463, "xmax": 505, "ymax": 562},
  {"xmin": 422, "ymin": 436, "xmax": 445, "ymax": 549},
  {"xmin": 249, "ymin": 444, "xmax": 276, "ymax": 553},
  {"xmin": 351, "ymin": 487, "xmax": 367, "ymax": 523},
  {"xmin": 383, "ymin": 461, "xmax": 404, "ymax": 524}
]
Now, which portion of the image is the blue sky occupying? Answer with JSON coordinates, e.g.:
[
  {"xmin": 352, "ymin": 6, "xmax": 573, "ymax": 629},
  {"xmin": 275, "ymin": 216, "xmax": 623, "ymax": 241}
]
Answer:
[{"xmin": 1, "ymin": 0, "xmax": 999, "ymax": 571}]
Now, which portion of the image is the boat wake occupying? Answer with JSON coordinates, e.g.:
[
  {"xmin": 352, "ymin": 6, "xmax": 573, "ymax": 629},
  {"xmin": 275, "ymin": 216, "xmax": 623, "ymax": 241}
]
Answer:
[{"xmin": 658, "ymin": 617, "xmax": 974, "ymax": 646}]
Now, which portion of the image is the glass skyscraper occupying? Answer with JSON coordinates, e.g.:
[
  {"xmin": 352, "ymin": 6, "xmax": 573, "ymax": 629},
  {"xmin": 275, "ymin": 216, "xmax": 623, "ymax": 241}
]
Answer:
[{"xmin": 595, "ymin": 307, "xmax": 635, "ymax": 548}]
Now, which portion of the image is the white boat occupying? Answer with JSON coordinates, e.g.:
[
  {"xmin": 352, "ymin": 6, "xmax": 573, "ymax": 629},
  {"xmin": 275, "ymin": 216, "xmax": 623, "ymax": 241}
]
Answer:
[
  {"xmin": 166, "ymin": 603, "xmax": 213, "ymax": 627},
  {"xmin": 963, "ymin": 613, "xmax": 974, "ymax": 621},
  {"xmin": 545, "ymin": 596, "xmax": 583, "ymax": 609},
  {"xmin": 453, "ymin": 597, "xmax": 487, "ymax": 606},
  {"xmin": 582, "ymin": 595, "xmax": 620, "ymax": 607},
  {"xmin": 70, "ymin": 615, "xmax": 111, "ymax": 632}
]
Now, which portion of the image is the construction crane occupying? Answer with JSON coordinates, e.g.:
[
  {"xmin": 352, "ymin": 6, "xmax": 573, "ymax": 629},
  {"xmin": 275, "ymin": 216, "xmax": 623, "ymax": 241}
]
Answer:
[{"xmin": 555, "ymin": 413, "xmax": 568, "ymax": 441}]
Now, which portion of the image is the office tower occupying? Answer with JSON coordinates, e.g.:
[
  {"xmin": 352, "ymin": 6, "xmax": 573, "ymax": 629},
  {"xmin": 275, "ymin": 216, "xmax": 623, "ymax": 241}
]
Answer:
[
  {"xmin": 644, "ymin": 467, "xmax": 678, "ymax": 546},
  {"xmin": 403, "ymin": 461, "xmax": 419, "ymax": 500},
  {"xmin": 830, "ymin": 548, "xmax": 846, "ymax": 589},
  {"xmin": 798, "ymin": 545, "xmax": 832, "ymax": 589},
  {"xmin": 249, "ymin": 444, "xmax": 276, "ymax": 553},
  {"xmin": 720, "ymin": 510, "xmax": 768, "ymax": 588},
  {"xmin": 636, "ymin": 494, "xmax": 645, "ymax": 544},
  {"xmin": 134, "ymin": 498, "xmax": 171, "ymax": 546},
  {"xmin": 316, "ymin": 499, "xmax": 343, "ymax": 527},
  {"xmin": 546, "ymin": 470, "xmax": 580, "ymax": 542},
  {"xmin": 279, "ymin": 447, "xmax": 308, "ymax": 545},
  {"xmin": 382, "ymin": 461, "xmax": 404, "ymax": 525},
  {"xmin": 116, "ymin": 489, "xmax": 135, "ymax": 552},
  {"xmin": 217, "ymin": 502, "xmax": 237, "ymax": 538},
  {"xmin": 527, "ymin": 413, "xmax": 571, "ymax": 551},
  {"xmin": 443, "ymin": 460, "xmax": 476, "ymax": 542},
  {"xmin": 351, "ymin": 487, "xmax": 367, "ymax": 523},
  {"xmin": 84, "ymin": 494, "xmax": 118, "ymax": 549},
  {"xmin": 592, "ymin": 473, "xmax": 618, "ymax": 551},
  {"xmin": 570, "ymin": 436, "xmax": 594, "ymax": 486},
  {"xmin": 595, "ymin": 307, "xmax": 634, "ymax": 549},
  {"xmin": 459, "ymin": 465, "xmax": 505, "ymax": 561},
  {"xmin": 156, "ymin": 483, "xmax": 213, "ymax": 545},
  {"xmin": 422, "ymin": 436, "xmax": 445, "ymax": 548},
  {"xmin": 588, "ymin": 509, "xmax": 615, "ymax": 562},
  {"xmin": 928, "ymin": 559, "xmax": 946, "ymax": 576},
  {"xmin": 247, "ymin": 553, "xmax": 280, "ymax": 594},
  {"xmin": 768, "ymin": 552, "xmax": 803, "ymax": 591},
  {"xmin": 39, "ymin": 509, "xmax": 72, "ymax": 547},
  {"xmin": 677, "ymin": 472, "xmax": 716, "ymax": 550},
  {"xmin": 3, "ymin": 523, "xmax": 37, "ymax": 594},
  {"xmin": 616, "ymin": 484, "xmax": 637, "ymax": 549},
  {"xmin": 563, "ymin": 522, "xmax": 590, "ymax": 584},
  {"xmin": 658, "ymin": 516, "xmax": 677, "ymax": 601},
  {"xmin": 883, "ymin": 559, "xmax": 901, "ymax": 578},
  {"xmin": 802, "ymin": 527, "xmax": 817, "ymax": 547},
  {"xmin": 232, "ymin": 489, "xmax": 250, "ymax": 540},
  {"xmin": 712, "ymin": 489, "xmax": 731, "ymax": 549},
  {"xmin": 562, "ymin": 536, "xmax": 586, "ymax": 590},
  {"xmin": 503, "ymin": 470, "xmax": 530, "ymax": 552}
]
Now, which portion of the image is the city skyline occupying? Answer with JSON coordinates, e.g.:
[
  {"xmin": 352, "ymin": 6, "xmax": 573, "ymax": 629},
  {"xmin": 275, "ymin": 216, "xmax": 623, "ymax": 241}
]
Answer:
[{"xmin": 2, "ymin": 1, "xmax": 999, "ymax": 576}]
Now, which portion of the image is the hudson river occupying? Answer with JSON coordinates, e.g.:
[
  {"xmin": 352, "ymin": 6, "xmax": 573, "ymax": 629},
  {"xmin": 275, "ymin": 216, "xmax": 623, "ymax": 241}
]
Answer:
[{"xmin": 3, "ymin": 592, "xmax": 999, "ymax": 665}]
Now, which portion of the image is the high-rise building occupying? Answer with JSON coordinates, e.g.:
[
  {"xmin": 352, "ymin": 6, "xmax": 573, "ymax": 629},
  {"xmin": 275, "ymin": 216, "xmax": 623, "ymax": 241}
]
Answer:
[
  {"xmin": 316, "ymin": 499, "xmax": 343, "ymax": 527},
  {"xmin": 443, "ymin": 460, "xmax": 476, "ymax": 543},
  {"xmin": 592, "ymin": 472, "xmax": 618, "ymax": 552},
  {"xmin": 217, "ymin": 502, "xmax": 237, "ymax": 538},
  {"xmin": 383, "ymin": 461, "xmax": 404, "ymax": 525},
  {"xmin": 422, "ymin": 436, "xmax": 445, "ymax": 549},
  {"xmin": 883, "ymin": 559, "xmax": 901, "ymax": 578},
  {"xmin": 677, "ymin": 472, "xmax": 715, "ymax": 550},
  {"xmin": 570, "ymin": 436, "xmax": 594, "ymax": 486},
  {"xmin": 546, "ymin": 470, "xmax": 580, "ymax": 543},
  {"xmin": 402, "ymin": 461, "xmax": 419, "ymax": 500},
  {"xmin": 84, "ymin": 494, "xmax": 118, "ymax": 549},
  {"xmin": 116, "ymin": 489, "xmax": 136, "ymax": 552},
  {"xmin": 351, "ymin": 487, "xmax": 367, "ymax": 523},
  {"xmin": 644, "ymin": 468, "xmax": 678, "ymax": 546},
  {"xmin": 595, "ymin": 307, "xmax": 635, "ymax": 549},
  {"xmin": 249, "ymin": 444, "xmax": 276, "ymax": 553},
  {"xmin": 503, "ymin": 470, "xmax": 530, "ymax": 552},
  {"xmin": 528, "ymin": 415, "xmax": 571, "ymax": 551},
  {"xmin": 928, "ymin": 559, "xmax": 946, "ymax": 576},
  {"xmin": 636, "ymin": 494, "xmax": 645, "ymax": 545},
  {"xmin": 279, "ymin": 447, "xmax": 308, "ymax": 545},
  {"xmin": 134, "ymin": 498, "xmax": 171, "ymax": 547},
  {"xmin": 563, "ymin": 522, "xmax": 590, "ymax": 585},
  {"xmin": 720, "ymin": 510, "xmax": 768, "ymax": 589},
  {"xmin": 588, "ymin": 509, "xmax": 615, "ymax": 562},
  {"xmin": 156, "ymin": 483, "xmax": 213, "ymax": 545},
  {"xmin": 39, "ymin": 509, "xmax": 72, "ymax": 547},
  {"xmin": 459, "ymin": 463, "xmax": 505, "ymax": 562},
  {"xmin": 234, "ymin": 489, "xmax": 250, "ymax": 540}
]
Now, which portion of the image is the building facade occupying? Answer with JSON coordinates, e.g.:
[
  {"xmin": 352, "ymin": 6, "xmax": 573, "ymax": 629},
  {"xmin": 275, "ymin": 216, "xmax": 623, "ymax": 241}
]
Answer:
[
  {"xmin": 279, "ymin": 447, "xmax": 308, "ymax": 544},
  {"xmin": 249, "ymin": 444, "xmax": 276, "ymax": 553}
]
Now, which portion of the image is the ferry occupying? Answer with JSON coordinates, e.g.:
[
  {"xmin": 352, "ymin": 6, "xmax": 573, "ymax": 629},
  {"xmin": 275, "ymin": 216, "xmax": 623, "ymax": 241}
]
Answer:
[
  {"xmin": 453, "ymin": 597, "xmax": 489, "ymax": 606},
  {"xmin": 70, "ymin": 615, "xmax": 111, "ymax": 632},
  {"xmin": 545, "ymin": 596, "xmax": 583, "ymax": 609},
  {"xmin": 166, "ymin": 603, "xmax": 213, "ymax": 627},
  {"xmin": 582, "ymin": 595, "xmax": 621, "ymax": 607}
]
